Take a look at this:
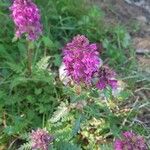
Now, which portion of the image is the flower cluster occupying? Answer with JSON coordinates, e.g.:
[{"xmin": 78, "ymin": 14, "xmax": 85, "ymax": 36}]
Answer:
[
  {"xmin": 10, "ymin": 0, "xmax": 42, "ymax": 40},
  {"xmin": 63, "ymin": 35, "xmax": 117, "ymax": 90},
  {"xmin": 31, "ymin": 128, "xmax": 53, "ymax": 150},
  {"xmin": 114, "ymin": 131, "xmax": 148, "ymax": 150},
  {"xmin": 96, "ymin": 66, "xmax": 117, "ymax": 90},
  {"xmin": 63, "ymin": 35, "xmax": 100, "ymax": 84}
]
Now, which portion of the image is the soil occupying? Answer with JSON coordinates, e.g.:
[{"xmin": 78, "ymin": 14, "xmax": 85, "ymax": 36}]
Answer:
[{"xmin": 90, "ymin": 0, "xmax": 150, "ymax": 37}]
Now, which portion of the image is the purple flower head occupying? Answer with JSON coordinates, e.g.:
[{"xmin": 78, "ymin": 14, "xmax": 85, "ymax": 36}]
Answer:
[
  {"xmin": 31, "ymin": 128, "xmax": 53, "ymax": 150},
  {"xmin": 10, "ymin": 0, "xmax": 42, "ymax": 40},
  {"xmin": 114, "ymin": 131, "xmax": 148, "ymax": 150},
  {"xmin": 123, "ymin": 131, "xmax": 135, "ymax": 139},
  {"xmin": 96, "ymin": 66, "xmax": 117, "ymax": 90},
  {"xmin": 114, "ymin": 139, "xmax": 123, "ymax": 150},
  {"xmin": 63, "ymin": 35, "xmax": 101, "ymax": 84}
]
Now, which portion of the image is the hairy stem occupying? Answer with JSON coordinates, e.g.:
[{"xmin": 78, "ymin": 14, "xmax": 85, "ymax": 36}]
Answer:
[{"xmin": 27, "ymin": 41, "xmax": 33, "ymax": 75}]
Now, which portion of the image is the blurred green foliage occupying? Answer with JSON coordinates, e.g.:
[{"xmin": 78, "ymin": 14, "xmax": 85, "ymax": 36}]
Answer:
[{"xmin": 0, "ymin": 0, "xmax": 149, "ymax": 149}]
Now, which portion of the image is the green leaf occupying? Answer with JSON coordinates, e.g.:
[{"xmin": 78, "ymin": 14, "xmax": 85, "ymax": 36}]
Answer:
[
  {"xmin": 99, "ymin": 144, "xmax": 113, "ymax": 150},
  {"xmin": 4, "ymin": 126, "xmax": 15, "ymax": 135},
  {"xmin": 54, "ymin": 54, "xmax": 61, "ymax": 67},
  {"xmin": 108, "ymin": 114, "xmax": 120, "ymax": 137},
  {"xmin": 17, "ymin": 142, "xmax": 31, "ymax": 150},
  {"xmin": 12, "ymin": 36, "xmax": 18, "ymax": 43},
  {"xmin": 89, "ymin": 89, "xmax": 100, "ymax": 98},
  {"xmin": 6, "ymin": 62, "xmax": 23, "ymax": 73},
  {"xmin": 72, "ymin": 114, "xmax": 82, "ymax": 137},
  {"xmin": 34, "ymin": 88, "xmax": 42, "ymax": 95},
  {"xmin": 56, "ymin": 142, "xmax": 82, "ymax": 150},
  {"xmin": 10, "ymin": 77, "xmax": 28, "ymax": 89},
  {"xmin": 50, "ymin": 102, "xmax": 69, "ymax": 123},
  {"xmin": 43, "ymin": 36, "xmax": 54, "ymax": 48},
  {"xmin": 36, "ymin": 56, "xmax": 51, "ymax": 71}
]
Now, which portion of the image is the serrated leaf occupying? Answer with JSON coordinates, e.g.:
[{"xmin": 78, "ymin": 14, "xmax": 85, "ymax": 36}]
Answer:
[
  {"xmin": 12, "ymin": 36, "xmax": 18, "ymax": 43},
  {"xmin": 108, "ymin": 114, "xmax": 120, "ymax": 137},
  {"xmin": 54, "ymin": 54, "xmax": 61, "ymax": 67},
  {"xmin": 17, "ymin": 142, "xmax": 31, "ymax": 150},
  {"xmin": 56, "ymin": 141, "xmax": 81, "ymax": 150},
  {"xmin": 10, "ymin": 77, "xmax": 28, "ymax": 89},
  {"xmin": 50, "ymin": 102, "xmax": 69, "ymax": 123},
  {"xmin": 42, "ymin": 36, "xmax": 54, "ymax": 47},
  {"xmin": 4, "ymin": 126, "xmax": 15, "ymax": 135},
  {"xmin": 6, "ymin": 62, "xmax": 23, "ymax": 73},
  {"xmin": 34, "ymin": 88, "xmax": 42, "ymax": 95},
  {"xmin": 36, "ymin": 56, "xmax": 51, "ymax": 71},
  {"xmin": 99, "ymin": 144, "xmax": 113, "ymax": 150},
  {"xmin": 72, "ymin": 115, "xmax": 82, "ymax": 137}
]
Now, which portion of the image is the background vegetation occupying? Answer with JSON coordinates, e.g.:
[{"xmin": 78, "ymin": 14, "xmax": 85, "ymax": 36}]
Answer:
[{"xmin": 0, "ymin": 0, "xmax": 149, "ymax": 149}]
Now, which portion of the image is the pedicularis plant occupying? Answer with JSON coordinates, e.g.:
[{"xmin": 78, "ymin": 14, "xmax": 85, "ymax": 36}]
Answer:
[
  {"xmin": 10, "ymin": 0, "xmax": 42, "ymax": 74},
  {"xmin": 0, "ymin": 0, "xmax": 149, "ymax": 150}
]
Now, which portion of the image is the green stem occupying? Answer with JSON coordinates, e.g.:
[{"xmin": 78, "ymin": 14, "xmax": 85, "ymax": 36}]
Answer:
[
  {"xmin": 44, "ymin": 47, "xmax": 47, "ymax": 57},
  {"xmin": 27, "ymin": 41, "xmax": 33, "ymax": 75},
  {"xmin": 42, "ymin": 113, "xmax": 45, "ymax": 128}
]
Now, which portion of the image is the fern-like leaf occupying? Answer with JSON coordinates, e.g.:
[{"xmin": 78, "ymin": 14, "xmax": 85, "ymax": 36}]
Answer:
[
  {"xmin": 56, "ymin": 141, "xmax": 82, "ymax": 150},
  {"xmin": 18, "ymin": 142, "xmax": 31, "ymax": 150},
  {"xmin": 49, "ymin": 102, "xmax": 69, "ymax": 123},
  {"xmin": 72, "ymin": 114, "xmax": 82, "ymax": 137},
  {"xmin": 36, "ymin": 56, "xmax": 51, "ymax": 71},
  {"xmin": 99, "ymin": 144, "xmax": 113, "ymax": 150}
]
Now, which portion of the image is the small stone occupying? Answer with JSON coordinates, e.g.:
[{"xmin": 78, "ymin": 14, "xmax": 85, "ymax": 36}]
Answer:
[
  {"xmin": 133, "ymin": 37, "xmax": 150, "ymax": 54},
  {"xmin": 138, "ymin": 56, "xmax": 150, "ymax": 73},
  {"xmin": 59, "ymin": 63, "xmax": 72, "ymax": 85},
  {"xmin": 136, "ymin": 16, "xmax": 147, "ymax": 26}
]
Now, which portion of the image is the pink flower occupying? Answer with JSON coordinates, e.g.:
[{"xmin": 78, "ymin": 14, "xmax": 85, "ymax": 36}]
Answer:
[
  {"xmin": 96, "ymin": 66, "xmax": 117, "ymax": 90},
  {"xmin": 63, "ymin": 35, "xmax": 100, "ymax": 84},
  {"xmin": 114, "ymin": 139, "xmax": 123, "ymax": 150},
  {"xmin": 114, "ymin": 131, "xmax": 148, "ymax": 150},
  {"xmin": 10, "ymin": 0, "xmax": 42, "ymax": 40},
  {"xmin": 31, "ymin": 128, "xmax": 53, "ymax": 150}
]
